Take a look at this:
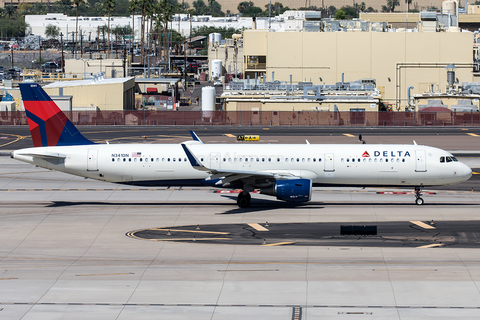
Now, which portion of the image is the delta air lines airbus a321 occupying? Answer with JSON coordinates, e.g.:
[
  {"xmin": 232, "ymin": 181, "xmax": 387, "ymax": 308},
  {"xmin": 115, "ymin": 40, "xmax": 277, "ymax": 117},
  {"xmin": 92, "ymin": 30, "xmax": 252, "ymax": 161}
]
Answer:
[{"xmin": 12, "ymin": 83, "xmax": 472, "ymax": 207}]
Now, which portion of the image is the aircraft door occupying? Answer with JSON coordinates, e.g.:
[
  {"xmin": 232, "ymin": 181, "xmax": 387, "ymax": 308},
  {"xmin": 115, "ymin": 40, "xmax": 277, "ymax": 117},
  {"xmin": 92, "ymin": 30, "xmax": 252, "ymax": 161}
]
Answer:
[
  {"xmin": 324, "ymin": 153, "xmax": 335, "ymax": 172},
  {"xmin": 415, "ymin": 150, "xmax": 427, "ymax": 172},
  {"xmin": 209, "ymin": 152, "xmax": 221, "ymax": 169},
  {"xmin": 87, "ymin": 149, "xmax": 99, "ymax": 171}
]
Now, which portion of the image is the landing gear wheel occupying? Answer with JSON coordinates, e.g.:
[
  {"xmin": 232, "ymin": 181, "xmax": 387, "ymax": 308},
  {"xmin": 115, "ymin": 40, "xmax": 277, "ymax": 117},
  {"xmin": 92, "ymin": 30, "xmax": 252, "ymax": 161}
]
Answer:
[
  {"xmin": 415, "ymin": 197, "xmax": 424, "ymax": 205},
  {"xmin": 237, "ymin": 192, "xmax": 251, "ymax": 208}
]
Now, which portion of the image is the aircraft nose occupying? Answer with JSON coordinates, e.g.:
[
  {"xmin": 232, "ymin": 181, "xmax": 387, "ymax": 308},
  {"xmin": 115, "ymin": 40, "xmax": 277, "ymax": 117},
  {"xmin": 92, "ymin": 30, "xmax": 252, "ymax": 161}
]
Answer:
[{"xmin": 460, "ymin": 164, "xmax": 473, "ymax": 182}]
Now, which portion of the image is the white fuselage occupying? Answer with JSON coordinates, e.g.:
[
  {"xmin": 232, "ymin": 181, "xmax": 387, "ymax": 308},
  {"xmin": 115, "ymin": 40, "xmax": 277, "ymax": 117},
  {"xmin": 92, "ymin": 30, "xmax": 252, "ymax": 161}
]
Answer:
[{"xmin": 13, "ymin": 143, "xmax": 472, "ymax": 188}]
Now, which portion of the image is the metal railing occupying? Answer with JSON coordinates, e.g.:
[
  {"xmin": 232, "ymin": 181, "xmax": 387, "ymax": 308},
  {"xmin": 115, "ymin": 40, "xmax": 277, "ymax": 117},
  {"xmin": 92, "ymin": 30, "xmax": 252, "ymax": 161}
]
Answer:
[{"xmin": 1, "ymin": 111, "xmax": 479, "ymax": 127}]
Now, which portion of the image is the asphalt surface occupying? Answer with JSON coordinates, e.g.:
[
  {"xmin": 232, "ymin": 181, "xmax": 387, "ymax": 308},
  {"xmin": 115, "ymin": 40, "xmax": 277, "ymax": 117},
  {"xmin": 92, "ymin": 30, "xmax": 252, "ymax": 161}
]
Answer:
[
  {"xmin": 128, "ymin": 220, "xmax": 480, "ymax": 248},
  {"xmin": 2, "ymin": 126, "xmax": 480, "ymax": 150}
]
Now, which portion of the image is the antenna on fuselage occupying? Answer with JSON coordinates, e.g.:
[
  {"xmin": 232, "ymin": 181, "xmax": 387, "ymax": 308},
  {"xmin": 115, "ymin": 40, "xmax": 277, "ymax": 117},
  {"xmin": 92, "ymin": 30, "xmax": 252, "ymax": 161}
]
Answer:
[
  {"xmin": 306, "ymin": 140, "xmax": 310, "ymax": 144},
  {"xmin": 359, "ymin": 134, "xmax": 366, "ymax": 144},
  {"xmin": 413, "ymin": 140, "xmax": 417, "ymax": 145}
]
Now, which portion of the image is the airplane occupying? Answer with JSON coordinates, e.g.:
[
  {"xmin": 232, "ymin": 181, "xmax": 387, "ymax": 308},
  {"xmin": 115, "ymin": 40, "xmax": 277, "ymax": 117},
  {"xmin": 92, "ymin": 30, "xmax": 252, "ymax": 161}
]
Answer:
[{"xmin": 11, "ymin": 83, "xmax": 472, "ymax": 207}]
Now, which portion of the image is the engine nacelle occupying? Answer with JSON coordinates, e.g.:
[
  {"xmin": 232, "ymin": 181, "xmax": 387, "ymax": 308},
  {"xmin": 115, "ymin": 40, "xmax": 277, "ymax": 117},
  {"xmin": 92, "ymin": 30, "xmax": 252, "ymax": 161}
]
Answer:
[{"xmin": 261, "ymin": 179, "xmax": 312, "ymax": 202}]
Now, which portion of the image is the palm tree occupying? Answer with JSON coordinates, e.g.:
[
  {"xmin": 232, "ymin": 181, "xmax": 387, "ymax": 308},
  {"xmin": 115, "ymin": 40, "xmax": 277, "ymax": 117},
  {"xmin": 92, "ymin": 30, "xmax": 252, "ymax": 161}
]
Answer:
[
  {"xmin": 73, "ymin": 0, "xmax": 85, "ymax": 58},
  {"xmin": 139, "ymin": 0, "xmax": 152, "ymax": 65},
  {"xmin": 406, "ymin": 0, "xmax": 412, "ymax": 12},
  {"xmin": 103, "ymin": 0, "xmax": 116, "ymax": 58},
  {"xmin": 5, "ymin": 5, "xmax": 15, "ymax": 18},
  {"xmin": 129, "ymin": 0, "xmax": 139, "ymax": 60}
]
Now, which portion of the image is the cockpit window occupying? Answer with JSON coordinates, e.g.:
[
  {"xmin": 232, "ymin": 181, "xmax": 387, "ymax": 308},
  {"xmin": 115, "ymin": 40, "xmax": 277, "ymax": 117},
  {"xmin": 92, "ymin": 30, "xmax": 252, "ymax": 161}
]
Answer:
[
  {"xmin": 440, "ymin": 156, "xmax": 445, "ymax": 163},
  {"xmin": 451, "ymin": 156, "xmax": 458, "ymax": 162},
  {"xmin": 446, "ymin": 156, "xmax": 453, "ymax": 163}
]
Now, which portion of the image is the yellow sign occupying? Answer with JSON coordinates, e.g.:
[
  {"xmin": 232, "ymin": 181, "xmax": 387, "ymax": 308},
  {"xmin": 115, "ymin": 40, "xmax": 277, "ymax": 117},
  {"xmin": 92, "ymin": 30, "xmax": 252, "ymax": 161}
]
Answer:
[{"xmin": 237, "ymin": 135, "xmax": 260, "ymax": 141}]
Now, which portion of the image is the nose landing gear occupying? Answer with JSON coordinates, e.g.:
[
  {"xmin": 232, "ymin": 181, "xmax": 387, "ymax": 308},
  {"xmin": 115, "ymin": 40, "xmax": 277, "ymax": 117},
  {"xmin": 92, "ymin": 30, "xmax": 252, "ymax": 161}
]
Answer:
[{"xmin": 415, "ymin": 187, "xmax": 424, "ymax": 205}]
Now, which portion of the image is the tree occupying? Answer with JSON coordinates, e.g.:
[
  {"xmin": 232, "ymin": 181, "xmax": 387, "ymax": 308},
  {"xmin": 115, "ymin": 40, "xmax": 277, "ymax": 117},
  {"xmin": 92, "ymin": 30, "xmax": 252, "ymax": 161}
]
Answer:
[
  {"xmin": 103, "ymin": 0, "xmax": 116, "ymax": 57},
  {"xmin": 334, "ymin": 9, "xmax": 345, "ymax": 19},
  {"xmin": 237, "ymin": 1, "xmax": 253, "ymax": 13},
  {"xmin": 359, "ymin": 2, "xmax": 366, "ymax": 12},
  {"xmin": 45, "ymin": 24, "xmax": 61, "ymax": 39},
  {"xmin": 406, "ymin": 0, "xmax": 412, "ymax": 12},
  {"xmin": 339, "ymin": 5, "xmax": 358, "ymax": 18},
  {"xmin": 386, "ymin": 0, "xmax": 400, "ymax": 12},
  {"xmin": 5, "ymin": 5, "xmax": 16, "ymax": 18},
  {"xmin": 327, "ymin": 5, "xmax": 336, "ymax": 16},
  {"xmin": 73, "ymin": 0, "xmax": 85, "ymax": 56},
  {"xmin": 129, "ymin": 0, "xmax": 139, "ymax": 59},
  {"xmin": 31, "ymin": 2, "xmax": 49, "ymax": 14},
  {"xmin": 53, "ymin": 0, "xmax": 72, "ymax": 15}
]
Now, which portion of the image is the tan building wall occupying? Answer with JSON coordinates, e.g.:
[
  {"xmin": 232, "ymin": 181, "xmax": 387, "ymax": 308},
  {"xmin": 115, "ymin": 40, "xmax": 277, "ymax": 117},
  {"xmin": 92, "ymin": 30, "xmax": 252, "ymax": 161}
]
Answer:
[
  {"xmin": 243, "ymin": 30, "xmax": 474, "ymax": 109},
  {"xmin": 208, "ymin": 42, "xmax": 244, "ymax": 77},
  {"xmin": 65, "ymin": 59, "xmax": 125, "ymax": 78},
  {"xmin": 225, "ymin": 98, "xmax": 378, "ymax": 112},
  {"xmin": 43, "ymin": 78, "xmax": 135, "ymax": 110}
]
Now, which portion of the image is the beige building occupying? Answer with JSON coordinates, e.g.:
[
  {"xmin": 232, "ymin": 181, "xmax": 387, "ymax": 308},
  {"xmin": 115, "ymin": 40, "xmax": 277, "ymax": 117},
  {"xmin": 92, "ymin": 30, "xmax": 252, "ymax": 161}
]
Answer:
[
  {"xmin": 43, "ymin": 77, "xmax": 135, "ymax": 111},
  {"xmin": 207, "ymin": 38, "xmax": 244, "ymax": 78},
  {"xmin": 242, "ymin": 29, "xmax": 475, "ymax": 110}
]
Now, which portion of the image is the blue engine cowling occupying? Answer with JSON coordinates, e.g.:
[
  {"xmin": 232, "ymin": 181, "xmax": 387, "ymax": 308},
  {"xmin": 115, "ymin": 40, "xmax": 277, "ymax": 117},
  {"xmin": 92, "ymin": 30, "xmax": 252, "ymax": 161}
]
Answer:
[{"xmin": 261, "ymin": 179, "xmax": 312, "ymax": 202}]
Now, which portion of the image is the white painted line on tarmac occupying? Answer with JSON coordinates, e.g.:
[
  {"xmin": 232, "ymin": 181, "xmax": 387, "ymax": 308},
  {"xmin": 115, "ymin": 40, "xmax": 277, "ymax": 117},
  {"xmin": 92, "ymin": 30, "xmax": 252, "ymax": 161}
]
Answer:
[
  {"xmin": 410, "ymin": 221, "xmax": 436, "ymax": 229},
  {"xmin": 248, "ymin": 223, "xmax": 269, "ymax": 231}
]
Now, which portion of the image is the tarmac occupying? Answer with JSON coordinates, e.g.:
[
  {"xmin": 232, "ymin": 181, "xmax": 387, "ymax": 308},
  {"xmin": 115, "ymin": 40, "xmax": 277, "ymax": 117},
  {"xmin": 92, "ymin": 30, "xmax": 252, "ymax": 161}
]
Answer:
[{"xmin": 2, "ymin": 155, "xmax": 480, "ymax": 319}]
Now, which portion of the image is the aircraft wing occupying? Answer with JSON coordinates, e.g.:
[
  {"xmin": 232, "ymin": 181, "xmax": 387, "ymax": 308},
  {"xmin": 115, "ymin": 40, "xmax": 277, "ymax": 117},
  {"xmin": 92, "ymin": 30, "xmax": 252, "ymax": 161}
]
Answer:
[{"xmin": 181, "ymin": 143, "xmax": 300, "ymax": 187}]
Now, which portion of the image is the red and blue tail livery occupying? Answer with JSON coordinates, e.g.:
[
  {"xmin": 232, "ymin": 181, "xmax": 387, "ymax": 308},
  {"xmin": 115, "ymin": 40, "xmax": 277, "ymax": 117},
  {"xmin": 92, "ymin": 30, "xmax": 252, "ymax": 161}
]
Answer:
[{"xmin": 19, "ymin": 83, "xmax": 94, "ymax": 147}]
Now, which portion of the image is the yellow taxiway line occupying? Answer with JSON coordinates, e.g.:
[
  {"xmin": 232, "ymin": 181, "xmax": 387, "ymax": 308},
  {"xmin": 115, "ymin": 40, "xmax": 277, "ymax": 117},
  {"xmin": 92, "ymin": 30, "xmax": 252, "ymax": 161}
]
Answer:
[
  {"xmin": 410, "ymin": 221, "xmax": 436, "ymax": 229},
  {"xmin": 467, "ymin": 133, "xmax": 479, "ymax": 137},
  {"xmin": 417, "ymin": 244, "xmax": 444, "ymax": 249},
  {"xmin": 248, "ymin": 223, "xmax": 269, "ymax": 231},
  {"xmin": 262, "ymin": 242, "xmax": 295, "ymax": 246}
]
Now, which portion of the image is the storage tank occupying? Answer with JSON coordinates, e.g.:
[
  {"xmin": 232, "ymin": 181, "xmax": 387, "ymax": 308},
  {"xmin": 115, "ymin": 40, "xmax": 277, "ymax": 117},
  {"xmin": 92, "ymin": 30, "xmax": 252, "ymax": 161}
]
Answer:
[
  {"xmin": 208, "ymin": 33, "xmax": 215, "ymax": 47},
  {"xmin": 213, "ymin": 33, "xmax": 221, "ymax": 46},
  {"xmin": 442, "ymin": 0, "xmax": 456, "ymax": 14},
  {"xmin": 202, "ymin": 86, "xmax": 215, "ymax": 112},
  {"xmin": 211, "ymin": 59, "xmax": 222, "ymax": 79}
]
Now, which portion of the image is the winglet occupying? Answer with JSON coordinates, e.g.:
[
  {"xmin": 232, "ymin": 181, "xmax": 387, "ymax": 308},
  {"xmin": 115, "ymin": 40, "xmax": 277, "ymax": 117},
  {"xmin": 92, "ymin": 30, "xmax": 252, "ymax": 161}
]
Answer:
[
  {"xmin": 190, "ymin": 130, "xmax": 203, "ymax": 144},
  {"xmin": 181, "ymin": 143, "xmax": 212, "ymax": 172}
]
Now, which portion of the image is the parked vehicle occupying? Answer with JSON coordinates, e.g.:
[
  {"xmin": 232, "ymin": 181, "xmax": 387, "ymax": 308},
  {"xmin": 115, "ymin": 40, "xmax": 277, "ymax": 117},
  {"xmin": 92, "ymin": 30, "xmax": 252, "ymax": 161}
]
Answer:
[{"xmin": 41, "ymin": 62, "xmax": 61, "ymax": 73}]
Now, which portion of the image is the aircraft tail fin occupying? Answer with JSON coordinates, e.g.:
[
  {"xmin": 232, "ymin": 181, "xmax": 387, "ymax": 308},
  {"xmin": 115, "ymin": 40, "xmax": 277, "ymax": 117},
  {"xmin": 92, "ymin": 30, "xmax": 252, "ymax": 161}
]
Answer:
[{"xmin": 19, "ymin": 83, "xmax": 94, "ymax": 147}]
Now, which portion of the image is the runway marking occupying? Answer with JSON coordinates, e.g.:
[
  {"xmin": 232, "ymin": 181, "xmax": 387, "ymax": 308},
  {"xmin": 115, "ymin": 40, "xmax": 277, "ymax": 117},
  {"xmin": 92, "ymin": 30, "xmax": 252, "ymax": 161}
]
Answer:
[
  {"xmin": 263, "ymin": 128, "xmax": 270, "ymax": 130},
  {"xmin": 262, "ymin": 242, "xmax": 295, "ymax": 247},
  {"xmin": 372, "ymin": 269, "xmax": 437, "ymax": 272},
  {"xmin": 343, "ymin": 134, "xmax": 355, "ymax": 137},
  {"xmin": 217, "ymin": 269, "xmax": 279, "ymax": 272},
  {"xmin": 223, "ymin": 134, "xmax": 236, "ymax": 137},
  {"xmin": 248, "ymin": 223, "xmax": 269, "ymax": 231},
  {"xmin": 417, "ymin": 244, "xmax": 444, "ymax": 249},
  {"xmin": 152, "ymin": 228, "xmax": 230, "ymax": 235},
  {"xmin": 410, "ymin": 221, "xmax": 436, "ymax": 229},
  {"xmin": 76, "ymin": 273, "xmax": 133, "ymax": 277},
  {"xmin": 473, "ymin": 172, "xmax": 480, "ymax": 175},
  {"xmin": 467, "ymin": 133, "xmax": 479, "ymax": 137}
]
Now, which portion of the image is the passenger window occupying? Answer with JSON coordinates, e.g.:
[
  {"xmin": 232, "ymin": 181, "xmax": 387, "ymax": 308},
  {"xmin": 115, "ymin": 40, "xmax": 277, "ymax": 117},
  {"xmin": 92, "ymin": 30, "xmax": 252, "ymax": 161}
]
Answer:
[
  {"xmin": 319, "ymin": 158, "xmax": 322, "ymax": 162},
  {"xmin": 140, "ymin": 158, "xmax": 143, "ymax": 162},
  {"xmin": 256, "ymin": 158, "xmax": 259, "ymax": 162},
  {"xmin": 402, "ymin": 159, "xmax": 405, "ymax": 162},
  {"xmin": 162, "ymin": 158, "xmax": 165, "ymax": 162},
  {"xmin": 296, "ymin": 158, "xmax": 299, "ymax": 162},
  {"xmin": 129, "ymin": 158, "xmax": 132, "ymax": 162},
  {"xmin": 240, "ymin": 158, "xmax": 243, "ymax": 162},
  {"xmin": 308, "ymin": 158, "xmax": 311, "ymax": 162},
  {"xmin": 313, "ymin": 158, "xmax": 316, "ymax": 162},
  {"xmin": 167, "ymin": 158, "xmax": 170, "ymax": 162},
  {"xmin": 117, "ymin": 158, "xmax": 120, "ymax": 162},
  {"xmin": 200, "ymin": 158, "xmax": 204, "ymax": 162},
  {"xmin": 268, "ymin": 158, "xmax": 272, "ymax": 162},
  {"xmin": 156, "ymin": 158, "xmax": 159, "ymax": 162},
  {"xmin": 341, "ymin": 158, "xmax": 344, "ymax": 162},
  {"xmin": 380, "ymin": 158, "xmax": 383, "ymax": 162},
  {"xmin": 178, "ymin": 158, "xmax": 181, "ymax": 162},
  {"xmin": 277, "ymin": 158, "xmax": 280, "ymax": 162},
  {"xmin": 262, "ymin": 158, "xmax": 265, "ymax": 162},
  {"xmin": 347, "ymin": 158, "xmax": 350, "ymax": 162},
  {"xmin": 286, "ymin": 158, "xmax": 289, "ymax": 162},
  {"xmin": 145, "ymin": 158, "xmax": 148, "ymax": 162},
  {"xmin": 123, "ymin": 158, "xmax": 126, "ymax": 162},
  {"xmin": 302, "ymin": 158, "xmax": 305, "ymax": 162},
  {"xmin": 152, "ymin": 158, "xmax": 154, "ymax": 162},
  {"xmin": 223, "ymin": 158, "xmax": 226, "ymax": 162},
  {"xmin": 134, "ymin": 158, "xmax": 137, "ymax": 162},
  {"xmin": 173, "ymin": 158, "xmax": 175, "ymax": 162},
  {"xmin": 112, "ymin": 158, "xmax": 115, "ymax": 162}
]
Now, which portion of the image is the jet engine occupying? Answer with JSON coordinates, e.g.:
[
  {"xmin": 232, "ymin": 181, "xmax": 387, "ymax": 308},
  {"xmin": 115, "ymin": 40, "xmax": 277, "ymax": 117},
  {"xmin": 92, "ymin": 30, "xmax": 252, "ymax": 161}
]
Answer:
[{"xmin": 260, "ymin": 179, "xmax": 312, "ymax": 202}]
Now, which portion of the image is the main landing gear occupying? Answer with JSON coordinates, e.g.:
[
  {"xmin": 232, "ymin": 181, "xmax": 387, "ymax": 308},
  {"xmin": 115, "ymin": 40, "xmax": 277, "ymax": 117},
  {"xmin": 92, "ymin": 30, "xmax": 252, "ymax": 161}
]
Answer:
[
  {"xmin": 237, "ymin": 192, "xmax": 251, "ymax": 208},
  {"xmin": 415, "ymin": 187, "xmax": 424, "ymax": 205}
]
